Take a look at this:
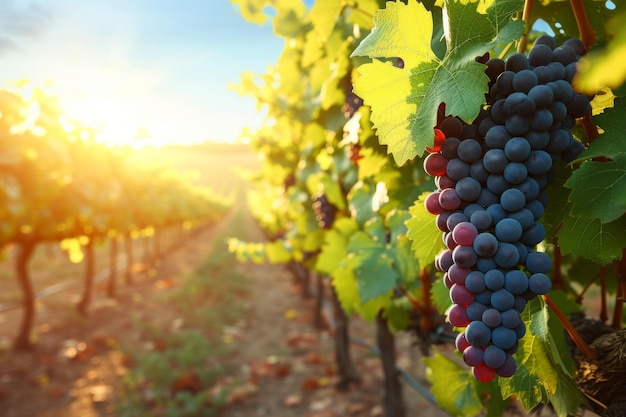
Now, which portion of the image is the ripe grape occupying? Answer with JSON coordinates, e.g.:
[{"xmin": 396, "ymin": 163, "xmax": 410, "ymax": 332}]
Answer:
[{"xmin": 424, "ymin": 36, "xmax": 590, "ymax": 381}]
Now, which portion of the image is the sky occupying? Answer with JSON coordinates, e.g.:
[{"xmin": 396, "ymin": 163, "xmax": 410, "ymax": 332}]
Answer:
[{"xmin": 0, "ymin": 1, "xmax": 293, "ymax": 147}]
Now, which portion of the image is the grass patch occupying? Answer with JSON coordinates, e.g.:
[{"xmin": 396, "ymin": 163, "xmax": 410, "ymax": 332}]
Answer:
[{"xmin": 116, "ymin": 208, "xmax": 251, "ymax": 417}]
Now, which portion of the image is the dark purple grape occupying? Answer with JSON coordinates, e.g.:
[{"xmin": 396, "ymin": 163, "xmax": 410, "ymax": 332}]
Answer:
[
  {"xmin": 484, "ymin": 269, "xmax": 505, "ymax": 291},
  {"xmin": 503, "ymin": 162, "xmax": 528, "ymax": 184},
  {"xmin": 465, "ymin": 270, "xmax": 487, "ymax": 293},
  {"xmin": 446, "ymin": 158, "xmax": 471, "ymax": 180},
  {"xmin": 552, "ymin": 45, "xmax": 577, "ymax": 65},
  {"xmin": 465, "ymin": 321, "xmax": 492, "ymax": 347},
  {"xmin": 450, "ymin": 284, "xmax": 475, "ymax": 307},
  {"xmin": 534, "ymin": 34, "xmax": 557, "ymax": 50},
  {"xmin": 525, "ymin": 251, "xmax": 552, "ymax": 273},
  {"xmin": 448, "ymin": 303, "xmax": 471, "ymax": 327},
  {"xmin": 483, "ymin": 345, "xmax": 507, "ymax": 369},
  {"xmin": 500, "ymin": 188, "xmax": 526, "ymax": 212},
  {"xmin": 521, "ymin": 221, "xmax": 546, "ymax": 246},
  {"xmin": 440, "ymin": 137, "xmax": 461, "ymax": 159},
  {"xmin": 455, "ymin": 177, "xmax": 482, "ymax": 202},
  {"xmin": 512, "ymin": 69, "xmax": 538, "ymax": 93},
  {"xmin": 482, "ymin": 308, "xmax": 502, "ymax": 328},
  {"xmin": 440, "ymin": 117, "xmax": 464, "ymax": 138},
  {"xmin": 507, "ymin": 208, "xmax": 534, "ymax": 230},
  {"xmin": 457, "ymin": 139, "xmax": 482, "ymax": 163},
  {"xmin": 495, "ymin": 218, "xmax": 523, "ymax": 242},
  {"xmin": 495, "ymin": 353, "xmax": 517, "ymax": 377},
  {"xmin": 463, "ymin": 346, "xmax": 485, "ymax": 366},
  {"xmin": 504, "ymin": 269, "xmax": 529, "ymax": 295},
  {"xmin": 467, "ymin": 301, "xmax": 489, "ymax": 321},
  {"xmin": 452, "ymin": 245, "xmax": 478, "ymax": 268},
  {"xmin": 504, "ymin": 92, "xmax": 536, "ymax": 117},
  {"xmin": 470, "ymin": 210, "xmax": 492, "ymax": 230},
  {"xmin": 485, "ymin": 58, "xmax": 506, "ymax": 83},
  {"xmin": 501, "ymin": 309, "xmax": 522, "ymax": 329},
  {"xmin": 505, "ymin": 53, "xmax": 530, "ymax": 72},
  {"xmin": 504, "ymin": 137, "xmax": 531, "ymax": 162},
  {"xmin": 494, "ymin": 242, "xmax": 520, "ymax": 268},
  {"xmin": 483, "ymin": 149, "xmax": 508, "ymax": 174},
  {"xmin": 564, "ymin": 38, "xmax": 585, "ymax": 56},
  {"xmin": 528, "ymin": 43, "xmax": 553, "ymax": 67},
  {"xmin": 505, "ymin": 114, "xmax": 531, "ymax": 136},
  {"xmin": 491, "ymin": 326, "xmax": 518, "ymax": 349},
  {"xmin": 529, "ymin": 272, "xmax": 552, "ymax": 295}
]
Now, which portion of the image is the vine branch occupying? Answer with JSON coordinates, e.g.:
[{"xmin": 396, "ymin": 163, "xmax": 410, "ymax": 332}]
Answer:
[
  {"xmin": 543, "ymin": 294, "xmax": 598, "ymax": 360},
  {"xmin": 611, "ymin": 249, "xmax": 626, "ymax": 329},
  {"xmin": 599, "ymin": 267, "xmax": 608, "ymax": 322},
  {"xmin": 517, "ymin": 0, "xmax": 534, "ymax": 53},
  {"xmin": 568, "ymin": 0, "xmax": 595, "ymax": 51}
]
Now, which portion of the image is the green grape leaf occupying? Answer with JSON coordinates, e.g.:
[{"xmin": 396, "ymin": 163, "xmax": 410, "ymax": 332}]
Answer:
[
  {"xmin": 557, "ymin": 214, "xmax": 626, "ymax": 264},
  {"xmin": 499, "ymin": 300, "xmax": 555, "ymax": 411},
  {"xmin": 423, "ymin": 348, "xmax": 484, "ymax": 417},
  {"xmin": 351, "ymin": 0, "xmax": 523, "ymax": 165},
  {"xmin": 348, "ymin": 180, "xmax": 378, "ymax": 226},
  {"xmin": 265, "ymin": 239, "xmax": 292, "ymax": 263},
  {"xmin": 550, "ymin": 375, "xmax": 585, "ymax": 417},
  {"xmin": 500, "ymin": 297, "xmax": 584, "ymax": 415},
  {"xmin": 544, "ymin": 290, "xmax": 581, "ymax": 375},
  {"xmin": 406, "ymin": 192, "xmax": 444, "ymax": 268},
  {"xmin": 357, "ymin": 148, "xmax": 389, "ymax": 180},
  {"xmin": 331, "ymin": 265, "xmax": 360, "ymax": 314},
  {"xmin": 316, "ymin": 230, "xmax": 346, "ymax": 274},
  {"xmin": 393, "ymin": 236, "xmax": 421, "ymax": 285},
  {"xmin": 308, "ymin": 0, "xmax": 343, "ymax": 44},
  {"xmin": 574, "ymin": 11, "xmax": 626, "ymax": 94},
  {"xmin": 564, "ymin": 156, "xmax": 626, "ymax": 224},
  {"xmin": 231, "ymin": 0, "xmax": 269, "ymax": 24},
  {"xmin": 363, "ymin": 215, "xmax": 387, "ymax": 244},
  {"xmin": 565, "ymin": 94, "xmax": 626, "ymax": 223},
  {"xmin": 430, "ymin": 271, "xmax": 452, "ymax": 315},
  {"xmin": 347, "ymin": 231, "xmax": 398, "ymax": 302},
  {"xmin": 571, "ymin": 89, "xmax": 626, "ymax": 161},
  {"xmin": 487, "ymin": 0, "xmax": 524, "ymax": 32},
  {"xmin": 272, "ymin": 1, "xmax": 307, "ymax": 39},
  {"xmin": 385, "ymin": 299, "xmax": 411, "ymax": 331},
  {"xmin": 386, "ymin": 209, "xmax": 410, "ymax": 242}
]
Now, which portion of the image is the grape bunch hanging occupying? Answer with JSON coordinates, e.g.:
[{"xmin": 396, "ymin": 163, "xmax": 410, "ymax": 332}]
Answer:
[
  {"xmin": 423, "ymin": 36, "xmax": 591, "ymax": 382},
  {"xmin": 312, "ymin": 192, "xmax": 337, "ymax": 230}
]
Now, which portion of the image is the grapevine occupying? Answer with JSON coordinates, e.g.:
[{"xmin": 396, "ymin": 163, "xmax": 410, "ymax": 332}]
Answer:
[{"xmin": 233, "ymin": 0, "xmax": 626, "ymax": 415}]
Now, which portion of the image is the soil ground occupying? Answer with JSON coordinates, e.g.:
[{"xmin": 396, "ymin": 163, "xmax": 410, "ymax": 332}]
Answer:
[{"xmin": 0, "ymin": 155, "xmax": 450, "ymax": 417}]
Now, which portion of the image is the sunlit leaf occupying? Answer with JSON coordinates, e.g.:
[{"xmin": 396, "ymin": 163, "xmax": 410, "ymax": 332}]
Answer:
[{"xmin": 352, "ymin": 0, "xmax": 523, "ymax": 164}]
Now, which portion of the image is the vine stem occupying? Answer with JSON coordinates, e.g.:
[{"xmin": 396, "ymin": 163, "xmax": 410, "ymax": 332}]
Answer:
[
  {"xmin": 543, "ymin": 294, "xmax": 598, "ymax": 360},
  {"xmin": 551, "ymin": 223, "xmax": 563, "ymax": 290},
  {"xmin": 611, "ymin": 249, "xmax": 626, "ymax": 329},
  {"xmin": 517, "ymin": 0, "xmax": 534, "ymax": 53},
  {"xmin": 403, "ymin": 289, "xmax": 425, "ymax": 315},
  {"xmin": 599, "ymin": 267, "xmax": 608, "ymax": 322},
  {"xmin": 568, "ymin": 0, "xmax": 595, "ymax": 51}
]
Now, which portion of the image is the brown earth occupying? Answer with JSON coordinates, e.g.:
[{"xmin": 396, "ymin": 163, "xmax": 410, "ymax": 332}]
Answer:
[{"xmin": 0, "ymin": 180, "xmax": 452, "ymax": 417}]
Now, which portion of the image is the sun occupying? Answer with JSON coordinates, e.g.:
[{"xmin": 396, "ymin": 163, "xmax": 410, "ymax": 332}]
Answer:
[{"xmin": 62, "ymin": 94, "xmax": 149, "ymax": 148}]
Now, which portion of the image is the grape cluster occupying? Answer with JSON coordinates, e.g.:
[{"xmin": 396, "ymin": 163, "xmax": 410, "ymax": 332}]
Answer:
[
  {"xmin": 312, "ymin": 193, "xmax": 337, "ymax": 230},
  {"xmin": 423, "ymin": 36, "xmax": 589, "ymax": 382}
]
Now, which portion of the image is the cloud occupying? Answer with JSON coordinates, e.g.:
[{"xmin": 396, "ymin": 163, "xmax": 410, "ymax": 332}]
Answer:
[{"xmin": 0, "ymin": 1, "xmax": 53, "ymax": 53}]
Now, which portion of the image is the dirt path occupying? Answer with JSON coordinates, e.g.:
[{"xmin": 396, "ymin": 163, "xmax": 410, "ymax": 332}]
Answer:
[{"xmin": 0, "ymin": 183, "xmax": 449, "ymax": 417}]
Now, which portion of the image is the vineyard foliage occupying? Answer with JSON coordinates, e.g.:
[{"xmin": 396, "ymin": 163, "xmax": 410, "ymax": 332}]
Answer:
[
  {"xmin": 231, "ymin": 0, "xmax": 626, "ymax": 415},
  {"xmin": 0, "ymin": 81, "xmax": 230, "ymax": 258}
]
